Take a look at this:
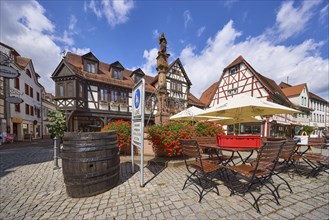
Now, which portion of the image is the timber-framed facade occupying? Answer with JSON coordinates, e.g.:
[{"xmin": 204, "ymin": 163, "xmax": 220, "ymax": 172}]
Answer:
[
  {"xmin": 200, "ymin": 55, "xmax": 299, "ymax": 138},
  {"xmin": 51, "ymin": 52, "xmax": 204, "ymax": 132}
]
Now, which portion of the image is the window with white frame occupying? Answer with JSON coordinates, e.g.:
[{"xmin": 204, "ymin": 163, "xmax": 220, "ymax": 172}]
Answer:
[
  {"xmin": 171, "ymin": 81, "xmax": 182, "ymax": 92},
  {"xmin": 86, "ymin": 63, "xmax": 96, "ymax": 73},
  {"xmin": 229, "ymin": 66, "xmax": 238, "ymax": 75},
  {"xmin": 112, "ymin": 69, "xmax": 121, "ymax": 80},
  {"xmin": 111, "ymin": 90, "xmax": 118, "ymax": 102},
  {"xmin": 58, "ymin": 83, "xmax": 64, "ymax": 97},
  {"xmin": 100, "ymin": 89, "xmax": 108, "ymax": 101},
  {"xmin": 67, "ymin": 82, "xmax": 73, "ymax": 96},
  {"xmin": 78, "ymin": 84, "xmax": 83, "ymax": 98},
  {"xmin": 228, "ymin": 88, "xmax": 237, "ymax": 95},
  {"xmin": 120, "ymin": 91, "xmax": 128, "ymax": 104}
]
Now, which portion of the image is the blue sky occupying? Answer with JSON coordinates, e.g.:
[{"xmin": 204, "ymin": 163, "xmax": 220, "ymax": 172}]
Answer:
[{"xmin": 1, "ymin": 0, "xmax": 328, "ymax": 100}]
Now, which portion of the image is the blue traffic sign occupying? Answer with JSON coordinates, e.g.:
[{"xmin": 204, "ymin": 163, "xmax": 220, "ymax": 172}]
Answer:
[{"xmin": 134, "ymin": 89, "xmax": 140, "ymax": 109}]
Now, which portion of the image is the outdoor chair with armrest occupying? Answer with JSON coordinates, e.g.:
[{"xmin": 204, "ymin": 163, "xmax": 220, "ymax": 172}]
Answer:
[
  {"xmin": 225, "ymin": 140, "xmax": 285, "ymax": 213},
  {"xmin": 268, "ymin": 140, "xmax": 299, "ymax": 198},
  {"xmin": 301, "ymin": 154, "xmax": 329, "ymax": 177},
  {"xmin": 250, "ymin": 140, "xmax": 298, "ymax": 198},
  {"xmin": 293, "ymin": 138, "xmax": 328, "ymax": 177},
  {"xmin": 180, "ymin": 139, "xmax": 225, "ymax": 202}
]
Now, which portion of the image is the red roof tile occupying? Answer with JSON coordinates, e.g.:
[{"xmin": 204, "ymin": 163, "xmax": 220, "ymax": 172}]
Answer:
[
  {"xmin": 16, "ymin": 56, "xmax": 31, "ymax": 68},
  {"xmin": 64, "ymin": 52, "xmax": 156, "ymax": 93},
  {"xmin": 188, "ymin": 92, "xmax": 206, "ymax": 108},
  {"xmin": 199, "ymin": 82, "xmax": 219, "ymax": 107},
  {"xmin": 281, "ymin": 83, "xmax": 306, "ymax": 97}
]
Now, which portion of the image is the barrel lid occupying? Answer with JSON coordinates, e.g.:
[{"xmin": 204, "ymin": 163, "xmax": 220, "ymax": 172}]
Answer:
[{"xmin": 63, "ymin": 131, "xmax": 116, "ymax": 141}]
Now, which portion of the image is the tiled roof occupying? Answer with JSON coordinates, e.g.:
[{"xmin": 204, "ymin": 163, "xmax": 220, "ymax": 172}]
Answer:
[
  {"xmin": 309, "ymin": 92, "xmax": 328, "ymax": 103},
  {"xmin": 278, "ymin": 82, "xmax": 292, "ymax": 89},
  {"xmin": 58, "ymin": 52, "xmax": 207, "ymax": 105},
  {"xmin": 64, "ymin": 52, "xmax": 157, "ymax": 93},
  {"xmin": 254, "ymin": 73, "xmax": 292, "ymax": 106},
  {"xmin": 188, "ymin": 92, "xmax": 206, "ymax": 108},
  {"xmin": 281, "ymin": 83, "xmax": 306, "ymax": 97},
  {"xmin": 223, "ymin": 55, "xmax": 244, "ymax": 72},
  {"xmin": 16, "ymin": 56, "xmax": 31, "ymax": 68},
  {"xmin": 199, "ymin": 82, "xmax": 219, "ymax": 107}
]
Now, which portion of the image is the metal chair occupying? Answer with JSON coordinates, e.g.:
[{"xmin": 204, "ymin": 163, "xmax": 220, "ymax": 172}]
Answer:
[
  {"xmin": 301, "ymin": 154, "xmax": 329, "ymax": 177},
  {"xmin": 180, "ymin": 139, "xmax": 225, "ymax": 202},
  {"xmin": 271, "ymin": 139, "xmax": 299, "ymax": 197},
  {"xmin": 226, "ymin": 140, "xmax": 285, "ymax": 213}
]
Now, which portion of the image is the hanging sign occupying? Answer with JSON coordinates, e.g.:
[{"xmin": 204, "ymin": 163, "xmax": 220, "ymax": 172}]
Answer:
[
  {"xmin": 6, "ymin": 96, "xmax": 23, "ymax": 104},
  {"xmin": 0, "ymin": 65, "xmax": 19, "ymax": 78}
]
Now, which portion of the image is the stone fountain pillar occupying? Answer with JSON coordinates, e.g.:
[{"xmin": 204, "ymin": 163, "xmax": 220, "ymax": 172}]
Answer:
[{"xmin": 155, "ymin": 33, "xmax": 170, "ymax": 124}]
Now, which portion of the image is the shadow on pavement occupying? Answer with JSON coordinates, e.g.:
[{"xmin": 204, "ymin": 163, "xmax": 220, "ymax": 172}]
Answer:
[
  {"xmin": 117, "ymin": 158, "xmax": 170, "ymax": 187},
  {"xmin": 0, "ymin": 141, "xmax": 54, "ymax": 178}
]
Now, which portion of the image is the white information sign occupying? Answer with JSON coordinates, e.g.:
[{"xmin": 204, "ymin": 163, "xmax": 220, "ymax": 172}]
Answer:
[
  {"xmin": 132, "ymin": 121, "xmax": 142, "ymax": 146},
  {"xmin": 131, "ymin": 79, "xmax": 145, "ymax": 187}
]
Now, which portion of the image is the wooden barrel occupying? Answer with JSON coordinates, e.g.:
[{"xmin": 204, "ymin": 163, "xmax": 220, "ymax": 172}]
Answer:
[{"xmin": 61, "ymin": 131, "xmax": 120, "ymax": 198}]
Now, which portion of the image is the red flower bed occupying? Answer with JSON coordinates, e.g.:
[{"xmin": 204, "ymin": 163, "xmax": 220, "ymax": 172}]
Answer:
[
  {"xmin": 147, "ymin": 121, "xmax": 224, "ymax": 157},
  {"xmin": 101, "ymin": 120, "xmax": 132, "ymax": 155}
]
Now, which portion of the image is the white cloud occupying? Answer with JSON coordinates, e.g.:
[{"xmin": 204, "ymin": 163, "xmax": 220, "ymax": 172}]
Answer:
[
  {"xmin": 183, "ymin": 10, "xmax": 192, "ymax": 28},
  {"xmin": 0, "ymin": 0, "xmax": 89, "ymax": 94},
  {"xmin": 87, "ymin": 0, "xmax": 102, "ymax": 18},
  {"xmin": 197, "ymin": 26, "xmax": 206, "ymax": 37},
  {"xmin": 52, "ymin": 31, "xmax": 74, "ymax": 46},
  {"xmin": 69, "ymin": 47, "xmax": 91, "ymax": 56},
  {"xmin": 223, "ymin": 0, "xmax": 238, "ymax": 8},
  {"xmin": 152, "ymin": 29, "xmax": 159, "ymax": 39},
  {"xmin": 178, "ymin": 20, "xmax": 328, "ymax": 100},
  {"xmin": 139, "ymin": 48, "xmax": 158, "ymax": 76},
  {"xmin": 69, "ymin": 15, "xmax": 77, "ymax": 31},
  {"xmin": 319, "ymin": 4, "xmax": 329, "ymax": 23},
  {"xmin": 0, "ymin": 0, "xmax": 60, "ymax": 94},
  {"xmin": 274, "ymin": 0, "xmax": 321, "ymax": 41},
  {"xmin": 85, "ymin": 0, "xmax": 134, "ymax": 28}
]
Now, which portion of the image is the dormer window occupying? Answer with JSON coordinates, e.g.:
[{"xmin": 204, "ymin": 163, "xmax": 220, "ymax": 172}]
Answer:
[
  {"xmin": 112, "ymin": 69, "xmax": 121, "ymax": 80},
  {"xmin": 230, "ymin": 66, "xmax": 238, "ymax": 75},
  {"xmin": 135, "ymin": 75, "xmax": 142, "ymax": 83},
  {"xmin": 86, "ymin": 63, "xmax": 96, "ymax": 73}
]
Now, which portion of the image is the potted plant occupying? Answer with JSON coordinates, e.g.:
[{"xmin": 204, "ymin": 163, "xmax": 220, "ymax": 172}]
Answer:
[{"xmin": 110, "ymin": 101, "xmax": 119, "ymax": 108}]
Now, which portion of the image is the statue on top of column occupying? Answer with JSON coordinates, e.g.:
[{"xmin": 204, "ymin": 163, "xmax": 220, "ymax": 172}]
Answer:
[{"xmin": 159, "ymin": 33, "xmax": 167, "ymax": 54}]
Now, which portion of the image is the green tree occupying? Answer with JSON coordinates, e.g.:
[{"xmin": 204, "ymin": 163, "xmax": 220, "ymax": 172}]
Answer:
[
  {"xmin": 47, "ymin": 110, "xmax": 66, "ymax": 138},
  {"xmin": 300, "ymin": 125, "xmax": 313, "ymax": 136}
]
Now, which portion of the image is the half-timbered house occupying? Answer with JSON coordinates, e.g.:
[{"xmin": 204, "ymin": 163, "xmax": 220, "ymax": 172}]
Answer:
[
  {"xmin": 51, "ymin": 52, "xmax": 202, "ymax": 131},
  {"xmin": 151, "ymin": 58, "xmax": 202, "ymax": 114},
  {"xmin": 200, "ymin": 55, "xmax": 298, "ymax": 137}
]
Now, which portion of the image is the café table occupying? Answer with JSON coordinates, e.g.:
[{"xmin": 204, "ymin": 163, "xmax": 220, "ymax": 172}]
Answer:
[
  {"xmin": 296, "ymin": 143, "xmax": 326, "ymax": 156},
  {"xmin": 199, "ymin": 144, "xmax": 259, "ymax": 165}
]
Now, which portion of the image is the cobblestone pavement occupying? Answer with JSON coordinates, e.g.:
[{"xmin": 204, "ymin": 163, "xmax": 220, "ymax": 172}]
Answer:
[{"xmin": 0, "ymin": 140, "xmax": 328, "ymax": 219}]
